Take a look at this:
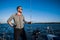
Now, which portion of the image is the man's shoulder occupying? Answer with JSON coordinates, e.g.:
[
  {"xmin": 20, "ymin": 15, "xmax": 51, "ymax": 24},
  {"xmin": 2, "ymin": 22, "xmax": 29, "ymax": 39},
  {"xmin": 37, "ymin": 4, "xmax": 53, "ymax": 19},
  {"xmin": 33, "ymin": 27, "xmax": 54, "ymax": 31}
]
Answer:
[{"xmin": 11, "ymin": 13, "xmax": 17, "ymax": 16}]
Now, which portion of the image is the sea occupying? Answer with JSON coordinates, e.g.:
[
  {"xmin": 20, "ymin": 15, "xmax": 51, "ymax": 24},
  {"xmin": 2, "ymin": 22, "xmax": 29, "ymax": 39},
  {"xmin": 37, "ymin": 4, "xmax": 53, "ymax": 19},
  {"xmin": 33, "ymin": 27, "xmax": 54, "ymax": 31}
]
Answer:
[{"xmin": 0, "ymin": 23, "xmax": 60, "ymax": 40}]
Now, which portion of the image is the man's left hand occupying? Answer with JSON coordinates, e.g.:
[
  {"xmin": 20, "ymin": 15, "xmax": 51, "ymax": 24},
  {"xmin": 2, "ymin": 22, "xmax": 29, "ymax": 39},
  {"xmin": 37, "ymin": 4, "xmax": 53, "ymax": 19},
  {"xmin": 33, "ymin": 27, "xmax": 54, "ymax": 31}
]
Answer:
[{"xmin": 28, "ymin": 22, "xmax": 32, "ymax": 24}]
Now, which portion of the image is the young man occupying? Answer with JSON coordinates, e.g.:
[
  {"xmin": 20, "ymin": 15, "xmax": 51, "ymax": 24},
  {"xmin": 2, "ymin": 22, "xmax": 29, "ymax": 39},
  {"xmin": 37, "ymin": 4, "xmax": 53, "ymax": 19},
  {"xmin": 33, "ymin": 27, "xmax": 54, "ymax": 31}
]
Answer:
[{"xmin": 7, "ymin": 6, "xmax": 31, "ymax": 40}]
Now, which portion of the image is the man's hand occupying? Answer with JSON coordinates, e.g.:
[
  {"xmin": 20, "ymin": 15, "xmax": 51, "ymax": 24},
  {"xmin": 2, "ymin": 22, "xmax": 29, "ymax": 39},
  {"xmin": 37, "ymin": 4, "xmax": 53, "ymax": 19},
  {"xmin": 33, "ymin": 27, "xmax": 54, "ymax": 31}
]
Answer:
[
  {"xmin": 7, "ymin": 22, "xmax": 16, "ymax": 27},
  {"xmin": 13, "ymin": 25, "xmax": 16, "ymax": 27},
  {"xmin": 8, "ymin": 22, "xmax": 13, "ymax": 27},
  {"xmin": 10, "ymin": 24, "xmax": 16, "ymax": 27},
  {"xmin": 28, "ymin": 22, "xmax": 32, "ymax": 24}
]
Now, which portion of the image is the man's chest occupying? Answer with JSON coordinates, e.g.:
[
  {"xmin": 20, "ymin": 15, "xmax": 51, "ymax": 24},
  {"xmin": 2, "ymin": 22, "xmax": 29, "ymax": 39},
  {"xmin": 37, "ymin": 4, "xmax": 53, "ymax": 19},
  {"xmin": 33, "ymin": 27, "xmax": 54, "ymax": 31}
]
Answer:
[{"xmin": 13, "ymin": 15, "xmax": 24, "ymax": 22}]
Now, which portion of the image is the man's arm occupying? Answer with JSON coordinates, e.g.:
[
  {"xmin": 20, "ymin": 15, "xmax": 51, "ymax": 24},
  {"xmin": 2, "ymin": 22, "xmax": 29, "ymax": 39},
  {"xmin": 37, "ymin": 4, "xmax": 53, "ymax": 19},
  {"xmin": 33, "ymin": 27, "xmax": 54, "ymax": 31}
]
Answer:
[
  {"xmin": 7, "ymin": 15, "xmax": 14, "ymax": 26},
  {"xmin": 23, "ymin": 16, "xmax": 32, "ymax": 24},
  {"xmin": 23, "ymin": 16, "xmax": 28, "ymax": 24}
]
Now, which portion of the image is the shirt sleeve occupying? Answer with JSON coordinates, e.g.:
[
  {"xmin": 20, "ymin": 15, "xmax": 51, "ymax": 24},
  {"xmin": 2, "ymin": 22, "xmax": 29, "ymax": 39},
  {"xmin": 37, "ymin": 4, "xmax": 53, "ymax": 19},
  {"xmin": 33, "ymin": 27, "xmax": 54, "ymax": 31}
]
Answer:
[
  {"xmin": 7, "ymin": 15, "xmax": 14, "ymax": 23},
  {"xmin": 23, "ymin": 16, "xmax": 28, "ymax": 24}
]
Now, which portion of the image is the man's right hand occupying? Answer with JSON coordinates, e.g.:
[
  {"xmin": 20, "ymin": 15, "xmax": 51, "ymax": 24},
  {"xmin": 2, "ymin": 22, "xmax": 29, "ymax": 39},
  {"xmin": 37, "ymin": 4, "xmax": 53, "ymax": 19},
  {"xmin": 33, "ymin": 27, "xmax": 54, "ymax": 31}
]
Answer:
[
  {"xmin": 13, "ymin": 25, "xmax": 16, "ymax": 27},
  {"xmin": 8, "ymin": 22, "xmax": 13, "ymax": 27}
]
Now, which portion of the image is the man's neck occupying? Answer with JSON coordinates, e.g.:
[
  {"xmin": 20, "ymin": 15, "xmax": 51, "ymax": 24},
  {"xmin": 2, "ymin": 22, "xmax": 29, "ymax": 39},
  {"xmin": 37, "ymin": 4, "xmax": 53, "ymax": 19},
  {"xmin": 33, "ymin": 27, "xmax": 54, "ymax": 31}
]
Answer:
[{"xmin": 17, "ymin": 12, "xmax": 22, "ymax": 16}]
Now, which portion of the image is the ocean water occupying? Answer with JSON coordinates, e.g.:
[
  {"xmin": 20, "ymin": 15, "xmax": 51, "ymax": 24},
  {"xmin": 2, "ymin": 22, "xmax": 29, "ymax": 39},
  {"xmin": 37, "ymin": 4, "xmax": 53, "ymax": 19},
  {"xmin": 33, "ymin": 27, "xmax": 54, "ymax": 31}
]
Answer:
[{"xmin": 0, "ymin": 23, "xmax": 60, "ymax": 40}]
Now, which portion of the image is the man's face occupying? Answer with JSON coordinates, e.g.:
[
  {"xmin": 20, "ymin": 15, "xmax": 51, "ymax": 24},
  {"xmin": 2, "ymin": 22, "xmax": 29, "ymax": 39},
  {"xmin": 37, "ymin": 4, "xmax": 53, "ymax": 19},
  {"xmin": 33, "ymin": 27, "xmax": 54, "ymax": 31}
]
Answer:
[{"xmin": 18, "ymin": 7, "xmax": 22, "ymax": 13}]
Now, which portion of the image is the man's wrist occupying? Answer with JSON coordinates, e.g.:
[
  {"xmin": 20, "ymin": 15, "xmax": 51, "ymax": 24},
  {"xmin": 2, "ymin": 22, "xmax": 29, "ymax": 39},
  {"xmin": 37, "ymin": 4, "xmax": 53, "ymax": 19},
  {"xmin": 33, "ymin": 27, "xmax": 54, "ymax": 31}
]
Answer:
[{"xmin": 10, "ymin": 24, "xmax": 13, "ymax": 27}]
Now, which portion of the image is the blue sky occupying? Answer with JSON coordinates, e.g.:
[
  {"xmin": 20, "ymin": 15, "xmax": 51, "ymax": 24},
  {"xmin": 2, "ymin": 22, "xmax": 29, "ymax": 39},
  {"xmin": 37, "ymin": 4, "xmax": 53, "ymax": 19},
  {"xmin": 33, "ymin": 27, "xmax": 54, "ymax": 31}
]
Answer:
[{"xmin": 0, "ymin": 0, "xmax": 60, "ymax": 23}]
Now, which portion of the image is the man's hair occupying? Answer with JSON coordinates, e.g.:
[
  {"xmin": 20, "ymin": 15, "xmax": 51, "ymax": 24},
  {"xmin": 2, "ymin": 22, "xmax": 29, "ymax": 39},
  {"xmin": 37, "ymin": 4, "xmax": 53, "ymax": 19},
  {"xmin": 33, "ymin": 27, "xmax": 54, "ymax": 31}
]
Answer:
[{"xmin": 17, "ymin": 6, "xmax": 22, "ymax": 10}]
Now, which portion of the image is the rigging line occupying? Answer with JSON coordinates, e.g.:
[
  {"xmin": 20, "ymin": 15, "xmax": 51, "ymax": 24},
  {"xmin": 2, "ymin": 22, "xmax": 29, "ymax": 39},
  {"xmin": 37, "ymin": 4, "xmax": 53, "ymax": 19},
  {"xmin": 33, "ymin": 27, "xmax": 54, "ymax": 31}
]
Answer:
[{"xmin": 30, "ymin": 0, "xmax": 32, "ymax": 24}]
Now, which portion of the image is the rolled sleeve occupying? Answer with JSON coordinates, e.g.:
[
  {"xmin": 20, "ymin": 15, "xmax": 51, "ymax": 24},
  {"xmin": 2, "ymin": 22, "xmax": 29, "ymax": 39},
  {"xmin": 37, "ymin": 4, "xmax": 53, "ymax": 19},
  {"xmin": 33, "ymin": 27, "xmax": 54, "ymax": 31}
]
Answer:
[{"xmin": 7, "ymin": 15, "xmax": 14, "ymax": 23}]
